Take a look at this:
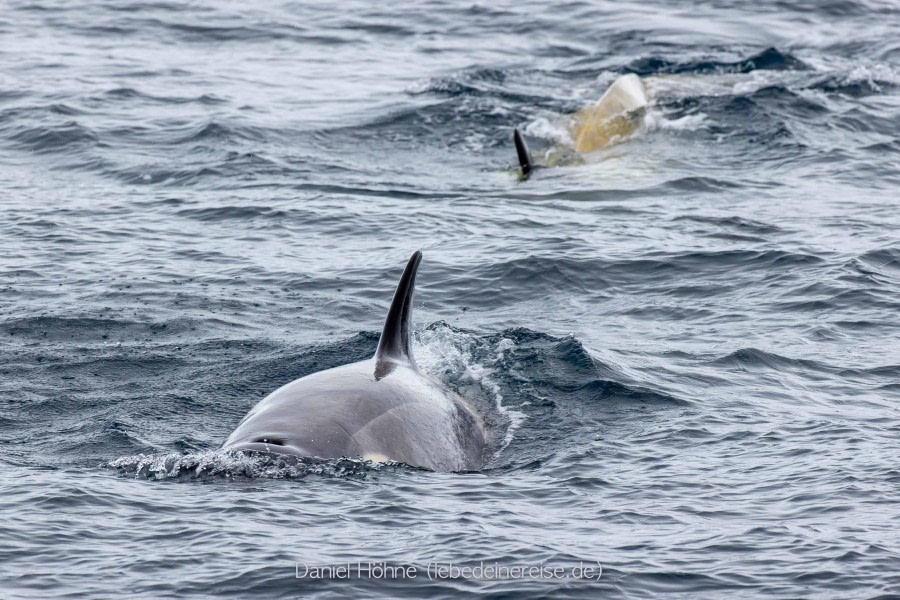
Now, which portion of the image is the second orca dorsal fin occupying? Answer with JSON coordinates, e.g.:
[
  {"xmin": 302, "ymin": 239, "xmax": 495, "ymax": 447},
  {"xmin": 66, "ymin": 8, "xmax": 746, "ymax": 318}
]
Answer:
[
  {"xmin": 374, "ymin": 251, "xmax": 422, "ymax": 376},
  {"xmin": 513, "ymin": 128, "xmax": 535, "ymax": 179}
]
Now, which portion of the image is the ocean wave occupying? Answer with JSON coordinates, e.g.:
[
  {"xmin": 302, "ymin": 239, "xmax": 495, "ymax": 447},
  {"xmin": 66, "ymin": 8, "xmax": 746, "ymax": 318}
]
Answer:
[{"xmin": 625, "ymin": 48, "xmax": 808, "ymax": 77}]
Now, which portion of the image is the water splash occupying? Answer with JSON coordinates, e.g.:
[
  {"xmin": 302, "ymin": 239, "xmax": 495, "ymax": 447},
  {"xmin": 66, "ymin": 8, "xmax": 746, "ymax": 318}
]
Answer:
[
  {"xmin": 414, "ymin": 323, "xmax": 526, "ymax": 461},
  {"xmin": 108, "ymin": 449, "xmax": 402, "ymax": 480}
]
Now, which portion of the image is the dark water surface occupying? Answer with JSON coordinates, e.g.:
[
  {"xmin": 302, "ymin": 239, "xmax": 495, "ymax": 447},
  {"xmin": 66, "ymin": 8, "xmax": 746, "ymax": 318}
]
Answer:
[{"xmin": 1, "ymin": 1, "xmax": 899, "ymax": 598}]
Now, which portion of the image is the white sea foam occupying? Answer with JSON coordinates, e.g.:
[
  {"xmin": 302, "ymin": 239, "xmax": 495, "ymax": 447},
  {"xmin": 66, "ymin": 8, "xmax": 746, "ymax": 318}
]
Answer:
[
  {"xmin": 523, "ymin": 115, "xmax": 574, "ymax": 146},
  {"xmin": 108, "ymin": 449, "xmax": 382, "ymax": 480},
  {"xmin": 842, "ymin": 63, "xmax": 898, "ymax": 92}
]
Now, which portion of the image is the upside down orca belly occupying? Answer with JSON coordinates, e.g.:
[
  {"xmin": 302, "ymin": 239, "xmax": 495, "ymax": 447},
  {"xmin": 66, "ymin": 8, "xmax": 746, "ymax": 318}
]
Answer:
[
  {"xmin": 512, "ymin": 73, "xmax": 649, "ymax": 178},
  {"xmin": 571, "ymin": 73, "xmax": 648, "ymax": 153}
]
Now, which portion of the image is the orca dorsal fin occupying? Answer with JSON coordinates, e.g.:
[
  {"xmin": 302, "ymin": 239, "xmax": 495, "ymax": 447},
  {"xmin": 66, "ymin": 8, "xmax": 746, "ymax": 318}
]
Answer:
[
  {"xmin": 513, "ymin": 128, "xmax": 535, "ymax": 179},
  {"xmin": 374, "ymin": 251, "xmax": 422, "ymax": 376}
]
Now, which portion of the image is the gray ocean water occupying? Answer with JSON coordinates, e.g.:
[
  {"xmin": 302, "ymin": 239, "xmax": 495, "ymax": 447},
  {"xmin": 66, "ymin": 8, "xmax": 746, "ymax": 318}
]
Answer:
[{"xmin": 1, "ymin": 0, "xmax": 899, "ymax": 598}]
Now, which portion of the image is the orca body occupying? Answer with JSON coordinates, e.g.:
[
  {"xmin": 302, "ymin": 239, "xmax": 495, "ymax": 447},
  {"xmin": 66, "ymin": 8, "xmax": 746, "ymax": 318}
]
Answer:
[
  {"xmin": 222, "ymin": 252, "xmax": 485, "ymax": 472},
  {"xmin": 514, "ymin": 74, "xmax": 649, "ymax": 178}
]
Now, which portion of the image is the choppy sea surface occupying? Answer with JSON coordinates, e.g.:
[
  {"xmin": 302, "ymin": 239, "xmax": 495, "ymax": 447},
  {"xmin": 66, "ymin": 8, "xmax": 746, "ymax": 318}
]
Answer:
[{"xmin": 1, "ymin": 1, "xmax": 899, "ymax": 598}]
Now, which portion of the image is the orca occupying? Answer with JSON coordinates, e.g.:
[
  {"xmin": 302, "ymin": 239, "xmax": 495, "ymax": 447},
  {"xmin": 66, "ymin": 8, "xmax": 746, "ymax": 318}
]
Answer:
[
  {"xmin": 514, "ymin": 73, "xmax": 649, "ymax": 178},
  {"xmin": 222, "ymin": 251, "xmax": 486, "ymax": 472}
]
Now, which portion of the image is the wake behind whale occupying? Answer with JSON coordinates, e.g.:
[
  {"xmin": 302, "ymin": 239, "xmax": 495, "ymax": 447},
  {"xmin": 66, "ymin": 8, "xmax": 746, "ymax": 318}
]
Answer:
[{"xmin": 222, "ymin": 251, "xmax": 486, "ymax": 472}]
